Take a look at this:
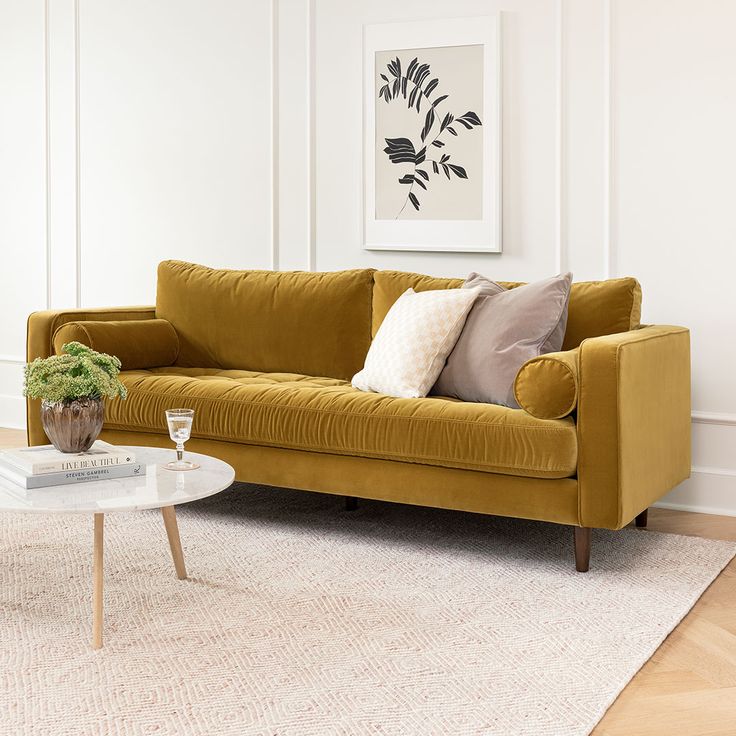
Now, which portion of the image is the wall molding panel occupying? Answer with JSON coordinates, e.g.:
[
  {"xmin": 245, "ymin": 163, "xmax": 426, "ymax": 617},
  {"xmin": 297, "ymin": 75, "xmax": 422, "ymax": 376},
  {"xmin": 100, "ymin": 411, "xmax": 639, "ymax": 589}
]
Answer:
[
  {"xmin": 270, "ymin": 0, "xmax": 280, "ymax": 271},
  {"xmin": 602, "ymin": 0, "xmax": 613, "ymax": 280},
  {"xmin": 46, "ymin": 0, "xmax": 80, "ymax": 310},
  {"xmin": 43, "ymin": 0, "xmax": 51, "ymax": 309},
  {"xmin": 307, "ymin": 0, "xmax": 316, "ymax": 271},
  {"xmin": 275, "ymin": 0, "xmax": 311, "ymax": 270},
  {"xmin": 691, "ymin": 411, "xmax": 736, "ymax": 427},
  {"xmin": 0, "ymin": 0, "xmax": 46, "ymax": 430},
  {"xmin": 554, "ymin": 0, "xmax": 565, "ymax": 275},
  {"xmin": 73, "ymin": 0, "xmax": 81, "ymax": 308}
]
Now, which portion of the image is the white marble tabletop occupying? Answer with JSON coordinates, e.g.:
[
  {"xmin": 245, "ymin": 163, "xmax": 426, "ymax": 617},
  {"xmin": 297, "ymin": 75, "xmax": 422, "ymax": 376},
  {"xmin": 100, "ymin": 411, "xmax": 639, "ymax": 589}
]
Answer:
[{"xmin": 0, "ymin": 447, "xmax": 235, "ymax": 514}]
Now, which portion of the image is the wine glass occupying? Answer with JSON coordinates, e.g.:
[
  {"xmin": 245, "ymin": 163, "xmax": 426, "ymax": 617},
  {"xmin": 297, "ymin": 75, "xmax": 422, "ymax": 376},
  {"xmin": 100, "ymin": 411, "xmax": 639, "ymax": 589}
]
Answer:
[{"xmin": 163, "ymin": 408, "xmax": 200, "ymax": 471}]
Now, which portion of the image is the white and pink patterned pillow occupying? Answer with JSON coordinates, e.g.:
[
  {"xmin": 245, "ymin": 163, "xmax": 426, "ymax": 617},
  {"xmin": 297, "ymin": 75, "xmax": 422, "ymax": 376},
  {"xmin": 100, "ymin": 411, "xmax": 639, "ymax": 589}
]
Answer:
[{"xmin": 351, "ymin": 287, "xmax": 479, "ymax": 399}]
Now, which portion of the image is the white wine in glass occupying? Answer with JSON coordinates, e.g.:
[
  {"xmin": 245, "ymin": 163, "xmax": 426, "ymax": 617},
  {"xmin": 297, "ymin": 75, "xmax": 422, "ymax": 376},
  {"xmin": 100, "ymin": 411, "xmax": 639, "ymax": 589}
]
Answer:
[{"xmin": 163, "ymin": 408, "xmax": 200, "ymax": 471}]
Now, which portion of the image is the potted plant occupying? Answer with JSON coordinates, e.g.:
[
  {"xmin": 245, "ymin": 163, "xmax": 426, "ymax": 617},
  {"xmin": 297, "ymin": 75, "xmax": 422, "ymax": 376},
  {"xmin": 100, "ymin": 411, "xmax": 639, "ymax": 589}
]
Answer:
[{"xmin": 24, "ymin": 341, "xmax": 127, "ymax": 453}]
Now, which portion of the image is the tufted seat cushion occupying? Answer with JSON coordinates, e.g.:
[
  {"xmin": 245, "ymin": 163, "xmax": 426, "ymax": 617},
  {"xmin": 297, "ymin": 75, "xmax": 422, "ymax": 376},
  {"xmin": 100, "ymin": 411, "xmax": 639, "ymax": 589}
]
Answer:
[{"xmin": 105, "ymin": 368, "xmax": 578, "ymax": 479}]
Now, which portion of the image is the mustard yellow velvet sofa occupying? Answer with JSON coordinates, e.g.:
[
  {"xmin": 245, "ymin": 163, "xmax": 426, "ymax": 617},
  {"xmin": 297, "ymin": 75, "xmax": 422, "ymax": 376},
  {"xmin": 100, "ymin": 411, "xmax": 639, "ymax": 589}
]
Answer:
[{"xmin": 26, "ymin": 261, "xmax": 692, "ymax": 571}]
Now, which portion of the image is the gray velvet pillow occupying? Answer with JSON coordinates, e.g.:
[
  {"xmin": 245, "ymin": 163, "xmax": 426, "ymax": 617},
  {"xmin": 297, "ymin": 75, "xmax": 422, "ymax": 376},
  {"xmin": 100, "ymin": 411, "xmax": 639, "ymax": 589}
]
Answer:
[{"xmin": 432, "ymin": 272, "xmax": 573, "ymax": 408}]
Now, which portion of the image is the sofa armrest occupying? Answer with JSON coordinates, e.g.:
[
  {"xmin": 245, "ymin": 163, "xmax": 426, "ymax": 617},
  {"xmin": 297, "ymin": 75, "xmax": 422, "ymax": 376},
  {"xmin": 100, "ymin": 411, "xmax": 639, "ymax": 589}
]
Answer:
[
  {"xmin": 514, "ymin": 347, "xmax": 579, "ymax": 419},
  {"xmin": 577, "ymin": 325, "xmax": 691, "ymax": 529},
  {"xmin": 27, "ymin": 306, "xmax": 156, "ymax": 362},
  {"xmin": 26, "ymin": 306, "xmax": 156, "ymax": 445}
]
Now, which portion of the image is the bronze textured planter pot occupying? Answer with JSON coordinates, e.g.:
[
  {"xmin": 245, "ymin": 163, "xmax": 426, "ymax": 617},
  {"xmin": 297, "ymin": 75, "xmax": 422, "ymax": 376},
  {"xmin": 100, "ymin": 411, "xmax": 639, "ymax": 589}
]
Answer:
[{"xmin": 41, "ymin": 398, "xmax": 104, "ymax": 453}]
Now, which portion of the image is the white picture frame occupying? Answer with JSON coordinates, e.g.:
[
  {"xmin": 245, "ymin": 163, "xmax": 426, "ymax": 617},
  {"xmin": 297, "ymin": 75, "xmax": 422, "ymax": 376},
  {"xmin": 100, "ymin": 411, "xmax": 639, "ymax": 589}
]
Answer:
[{"xmin": 363, "ymin": 16, "xmax": 501, "ymax": 253}]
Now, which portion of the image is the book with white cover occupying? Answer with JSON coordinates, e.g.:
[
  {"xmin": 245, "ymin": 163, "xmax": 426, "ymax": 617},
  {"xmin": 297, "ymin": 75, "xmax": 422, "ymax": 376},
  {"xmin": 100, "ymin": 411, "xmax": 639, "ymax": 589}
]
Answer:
[
  {"xmin": 0, "ymin": 459, "xmax": 146, "ymax": 490},
  {"xmin": 0, "ymin": 441, "xmax": 136, "ymax": 476}
]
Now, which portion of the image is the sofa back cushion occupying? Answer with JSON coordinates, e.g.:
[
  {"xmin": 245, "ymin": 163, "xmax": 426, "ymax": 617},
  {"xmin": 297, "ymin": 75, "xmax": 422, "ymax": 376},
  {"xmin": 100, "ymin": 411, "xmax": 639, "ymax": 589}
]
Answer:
[
  {"xmin": 372, "ymin": 270, "xmax": 641, "ymax": 350},
  {"xmin": 156, "ymin": 261, "xmax": 375, "ymax": 379}
]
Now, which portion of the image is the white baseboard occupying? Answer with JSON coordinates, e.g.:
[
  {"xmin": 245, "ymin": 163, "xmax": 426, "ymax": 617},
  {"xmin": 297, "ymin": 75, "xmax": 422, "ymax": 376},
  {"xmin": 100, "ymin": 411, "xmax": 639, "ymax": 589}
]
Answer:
[
  {"xmin": 0, "ymin": 394, "xmax": 25, "ymax": 430},
  {"xmin": 654, "ymin": 468, "xmax": 736, "ymax": 517}
]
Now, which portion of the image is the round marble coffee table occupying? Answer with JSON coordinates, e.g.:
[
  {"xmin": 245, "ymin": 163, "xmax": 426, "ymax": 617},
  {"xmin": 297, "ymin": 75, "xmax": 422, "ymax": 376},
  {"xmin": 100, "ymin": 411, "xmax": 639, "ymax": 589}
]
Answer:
[{"xmin": 0, "ymin": 446, "xmax": 235, "ymax": 649}]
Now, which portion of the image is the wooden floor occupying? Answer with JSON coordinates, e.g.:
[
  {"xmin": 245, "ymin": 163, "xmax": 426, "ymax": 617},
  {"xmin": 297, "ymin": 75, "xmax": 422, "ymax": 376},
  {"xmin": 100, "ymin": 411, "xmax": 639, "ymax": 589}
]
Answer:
[{"xmin": 1, "ymin": 428, "xmax": 734, "ymax": 733}]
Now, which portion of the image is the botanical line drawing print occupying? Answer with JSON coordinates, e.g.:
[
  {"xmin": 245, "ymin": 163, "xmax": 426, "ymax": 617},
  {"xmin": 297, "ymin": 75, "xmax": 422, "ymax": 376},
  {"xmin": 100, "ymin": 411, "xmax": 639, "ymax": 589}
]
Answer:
[{"xmin": 378, "ymin": 54, "xmax": 483, "ymax": 219}]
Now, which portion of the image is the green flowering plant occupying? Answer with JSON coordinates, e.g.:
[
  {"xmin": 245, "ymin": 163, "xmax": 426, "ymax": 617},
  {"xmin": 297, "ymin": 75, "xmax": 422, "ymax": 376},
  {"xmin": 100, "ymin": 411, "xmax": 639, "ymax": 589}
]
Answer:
[{"xmin": 23, "ymin": 341, "xmax": 127, "ymax": 404}]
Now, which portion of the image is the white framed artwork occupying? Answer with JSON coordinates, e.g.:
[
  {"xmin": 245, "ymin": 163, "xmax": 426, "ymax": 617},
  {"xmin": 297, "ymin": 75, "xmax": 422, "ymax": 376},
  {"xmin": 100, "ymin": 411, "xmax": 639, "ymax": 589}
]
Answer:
[{"xmin": 363, "ymin": 16, "xmax": 501, "ymax": 252}]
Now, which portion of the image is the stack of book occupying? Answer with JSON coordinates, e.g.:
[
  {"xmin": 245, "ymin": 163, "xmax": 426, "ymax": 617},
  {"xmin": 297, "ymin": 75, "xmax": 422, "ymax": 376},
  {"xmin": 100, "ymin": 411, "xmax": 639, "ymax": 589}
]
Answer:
[{"xmin": 0, "ymin": 441, "xmax": 146, "ymax": 490}]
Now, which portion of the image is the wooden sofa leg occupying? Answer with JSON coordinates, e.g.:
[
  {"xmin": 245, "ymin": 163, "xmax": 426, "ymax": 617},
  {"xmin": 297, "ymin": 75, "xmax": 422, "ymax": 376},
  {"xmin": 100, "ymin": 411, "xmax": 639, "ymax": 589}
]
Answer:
[
  {"xmin": 574, "ymin": 527, "xmax": 591, "ymax": 572},
  {"xmin": 344, "ymin": 496, "xmax": 358, "ymax": 511},
  {"xmin": 635, "ymin": 509, "xmax": 648, "ymax": 528}
]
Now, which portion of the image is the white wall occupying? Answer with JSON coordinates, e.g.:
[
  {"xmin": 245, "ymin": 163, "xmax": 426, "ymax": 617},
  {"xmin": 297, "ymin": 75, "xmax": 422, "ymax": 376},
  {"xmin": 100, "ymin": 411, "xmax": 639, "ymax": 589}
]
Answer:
[
  {"xmin": 610, "ymin": 0, "xmax": 736, "ymax": 515},
  {"xmin": 1, "ymin": 0, "xmax": 735, "ymax": 515},
  {"xmin": 0, "ymin": 0, "xmax": 274, "ymax": 424},
  {"xmin": 0, "ymin": 1, "xmax": 46, "ymax": 427}
]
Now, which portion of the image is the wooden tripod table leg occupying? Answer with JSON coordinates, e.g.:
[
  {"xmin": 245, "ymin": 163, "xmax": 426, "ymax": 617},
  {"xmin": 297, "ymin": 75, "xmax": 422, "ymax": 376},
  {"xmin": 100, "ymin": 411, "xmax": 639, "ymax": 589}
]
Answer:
[
  {"xmin": 92, "ymin": 513, "xmax": 104, "ymax": 650},
  {"xmin": 161, "ymin": 506, "xmax": 187, "ymax": 580}
]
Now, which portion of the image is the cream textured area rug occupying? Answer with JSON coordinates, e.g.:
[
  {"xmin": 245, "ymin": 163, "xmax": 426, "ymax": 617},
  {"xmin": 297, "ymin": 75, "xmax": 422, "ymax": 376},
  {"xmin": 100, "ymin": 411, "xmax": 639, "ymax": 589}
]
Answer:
[{"xmin": 0, "ymin": 485, "xmax": 733, "ymax": 736}]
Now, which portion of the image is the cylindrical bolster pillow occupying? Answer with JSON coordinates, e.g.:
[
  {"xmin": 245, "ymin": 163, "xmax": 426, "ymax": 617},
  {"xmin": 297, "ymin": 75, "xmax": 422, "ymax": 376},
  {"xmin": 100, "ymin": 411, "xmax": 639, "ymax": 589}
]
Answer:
[
  {"xmin": 52, "ymin": 319, "xmax": 179, "ymax": 370},
  {"xmin": 513, "ymin": 348, "xmax": 579, "ymax": 419}
]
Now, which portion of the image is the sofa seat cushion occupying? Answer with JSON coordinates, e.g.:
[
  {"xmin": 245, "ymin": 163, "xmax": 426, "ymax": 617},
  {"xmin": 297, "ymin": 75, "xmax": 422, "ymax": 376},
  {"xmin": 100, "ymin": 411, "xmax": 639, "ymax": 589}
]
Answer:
[{"xmin": 107, "ymin": 368, "xmax": 578, "ymax": 479}]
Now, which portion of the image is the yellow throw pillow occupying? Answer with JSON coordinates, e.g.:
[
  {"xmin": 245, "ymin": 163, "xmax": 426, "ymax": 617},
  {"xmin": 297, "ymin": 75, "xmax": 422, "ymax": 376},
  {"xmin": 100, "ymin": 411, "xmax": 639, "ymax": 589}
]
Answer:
[{"xmin": 513, "ymin": 348, "xmax": 579, "ymax": 419}]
